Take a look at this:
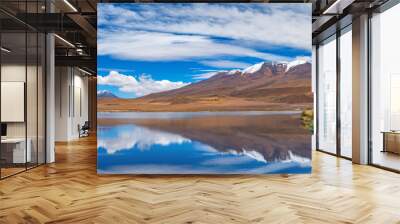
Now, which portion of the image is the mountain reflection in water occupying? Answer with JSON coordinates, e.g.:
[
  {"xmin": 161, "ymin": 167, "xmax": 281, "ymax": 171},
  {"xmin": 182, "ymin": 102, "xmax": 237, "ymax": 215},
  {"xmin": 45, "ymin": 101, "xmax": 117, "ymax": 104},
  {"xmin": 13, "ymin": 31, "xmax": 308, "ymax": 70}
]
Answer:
[{"xmin": 97, "ymin": 112, "xmax": 311, "ymax": 174}]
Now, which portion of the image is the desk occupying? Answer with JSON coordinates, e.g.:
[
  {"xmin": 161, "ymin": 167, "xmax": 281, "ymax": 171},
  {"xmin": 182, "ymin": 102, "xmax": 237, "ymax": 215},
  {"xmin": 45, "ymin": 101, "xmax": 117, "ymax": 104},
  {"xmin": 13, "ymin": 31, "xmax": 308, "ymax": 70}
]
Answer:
[
  {"xmin": 1, "ymin": 138, "xmax": 31, "ymax": 163},
  {"xmin": 382, "ymin": 131, "xmax": 400, "ymax": 154}
]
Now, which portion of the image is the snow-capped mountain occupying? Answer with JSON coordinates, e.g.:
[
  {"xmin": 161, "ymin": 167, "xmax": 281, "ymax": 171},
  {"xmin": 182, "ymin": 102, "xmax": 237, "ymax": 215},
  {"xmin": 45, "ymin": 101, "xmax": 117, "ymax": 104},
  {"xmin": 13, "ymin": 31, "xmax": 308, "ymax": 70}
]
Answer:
[
  {"xmin": 209, "ymin": 59, "xmax": 309, "ymax": 78},
  {"xmin": 242, "ymin": 62, "xmax": 266, "ymax": 74},
  {"xmin": 241, "ymin": 59, "xmax": 309, "ymax": 74},
  {"xmin": 208, "ymin": 59, "xmax": 310, "ymax": 79},
  {"xmin": 285, "ymin": 58, "xmax": 309, "ymax": 72},
  {"xmin": 97, "ymin": 90, "xmax": 118, "ymax": 99}
]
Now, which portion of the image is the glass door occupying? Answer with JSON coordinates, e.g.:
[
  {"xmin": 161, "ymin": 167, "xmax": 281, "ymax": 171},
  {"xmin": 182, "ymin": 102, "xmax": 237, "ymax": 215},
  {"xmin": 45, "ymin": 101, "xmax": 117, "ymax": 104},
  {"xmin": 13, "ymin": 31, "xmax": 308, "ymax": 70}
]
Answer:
[{"xmin": 317, "ymin": 36, "xmax": 337, "ymax": 154}]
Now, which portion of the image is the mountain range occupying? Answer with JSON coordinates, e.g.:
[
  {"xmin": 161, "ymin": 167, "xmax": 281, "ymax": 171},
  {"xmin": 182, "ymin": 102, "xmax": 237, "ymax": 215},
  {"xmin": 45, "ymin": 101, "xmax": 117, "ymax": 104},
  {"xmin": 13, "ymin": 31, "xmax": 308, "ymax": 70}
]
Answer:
[{"xmin": 98, "ymin": 60, "xmax": 312, "ymax": 112}]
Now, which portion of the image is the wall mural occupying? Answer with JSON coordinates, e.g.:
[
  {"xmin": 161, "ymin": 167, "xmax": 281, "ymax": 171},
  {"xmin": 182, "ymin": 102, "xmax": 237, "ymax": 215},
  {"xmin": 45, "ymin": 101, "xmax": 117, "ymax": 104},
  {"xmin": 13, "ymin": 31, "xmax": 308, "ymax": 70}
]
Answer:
[{"xmin": 97, "ymin": 3, "xmax": 313, "ymax": 174}]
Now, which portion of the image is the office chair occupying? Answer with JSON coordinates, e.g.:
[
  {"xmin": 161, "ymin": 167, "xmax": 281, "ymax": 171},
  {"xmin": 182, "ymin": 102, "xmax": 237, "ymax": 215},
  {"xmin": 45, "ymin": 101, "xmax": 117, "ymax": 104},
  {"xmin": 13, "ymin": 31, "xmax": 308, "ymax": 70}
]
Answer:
[{"xmin": 79, "ymin": 121, "xmax": 90, "ymax": 138}]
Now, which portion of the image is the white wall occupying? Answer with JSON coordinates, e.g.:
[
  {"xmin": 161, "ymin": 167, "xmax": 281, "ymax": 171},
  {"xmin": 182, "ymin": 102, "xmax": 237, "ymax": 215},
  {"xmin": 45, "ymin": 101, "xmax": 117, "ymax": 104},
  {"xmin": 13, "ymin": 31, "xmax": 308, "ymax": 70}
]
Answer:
[
  {"xmin": 55, "ymin": 67, "xmax": 70, "ymax": 141},
  {"xmin": 71, "ymin": 72, "xmax": 89, "ymax": 138},
  {"xmin": 55, "ymin": 67, "xmax": 89, "ymax": 141}
]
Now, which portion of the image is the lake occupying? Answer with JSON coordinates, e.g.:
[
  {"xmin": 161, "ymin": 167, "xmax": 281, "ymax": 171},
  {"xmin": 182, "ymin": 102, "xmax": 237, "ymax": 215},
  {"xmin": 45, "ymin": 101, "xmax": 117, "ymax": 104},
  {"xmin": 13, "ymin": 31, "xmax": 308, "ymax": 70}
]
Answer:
[{"xmin": 97, "ymin": 111, "xmax": 312, "ymax": 174}]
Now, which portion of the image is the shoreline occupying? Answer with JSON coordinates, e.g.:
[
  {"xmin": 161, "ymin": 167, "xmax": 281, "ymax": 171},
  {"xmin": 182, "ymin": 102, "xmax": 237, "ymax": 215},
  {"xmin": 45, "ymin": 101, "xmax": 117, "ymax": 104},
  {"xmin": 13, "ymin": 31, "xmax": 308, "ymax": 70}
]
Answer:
[{"xmin": 97, "ymin": 110, "xmax": 304, "ymax": 119}]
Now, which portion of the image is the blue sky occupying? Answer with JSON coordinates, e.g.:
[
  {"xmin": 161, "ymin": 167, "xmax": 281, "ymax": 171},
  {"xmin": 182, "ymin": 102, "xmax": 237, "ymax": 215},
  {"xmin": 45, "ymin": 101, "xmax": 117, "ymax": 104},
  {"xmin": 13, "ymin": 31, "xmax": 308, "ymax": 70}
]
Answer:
[{"xmin": 97, "ymin": 3, "xmax": 311, "ymax": 98}]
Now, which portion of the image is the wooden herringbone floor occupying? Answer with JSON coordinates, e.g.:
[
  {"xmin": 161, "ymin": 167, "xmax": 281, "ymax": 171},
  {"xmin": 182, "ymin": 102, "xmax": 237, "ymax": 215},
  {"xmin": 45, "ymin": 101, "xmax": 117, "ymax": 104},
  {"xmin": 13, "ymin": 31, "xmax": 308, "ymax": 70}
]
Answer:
[{"xmin": 1, "ymin": 136, "xmax": 400, "ymax": 224}]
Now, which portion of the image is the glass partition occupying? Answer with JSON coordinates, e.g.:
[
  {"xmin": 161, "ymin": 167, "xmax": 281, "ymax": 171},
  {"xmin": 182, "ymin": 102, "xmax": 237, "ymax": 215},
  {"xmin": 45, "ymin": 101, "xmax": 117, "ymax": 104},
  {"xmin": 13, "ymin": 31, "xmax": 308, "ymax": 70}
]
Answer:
[
  {"xmin": 1, "ymin": 30, "xmax": 28, "ymax": 177},
  {"xmin": 370, "ymin": 3, "xmax": 400, "ymax": 171},
  {"xmin": 339, "ymin": 27, "xmax": 352, "ymax": 158},
  {"xmin": 317, "ymin": 36, "xmax": 337, "ymax": 154},
  {"xmin": 0, "ymin": 1, "xmax": 46, "ymax": 179}
]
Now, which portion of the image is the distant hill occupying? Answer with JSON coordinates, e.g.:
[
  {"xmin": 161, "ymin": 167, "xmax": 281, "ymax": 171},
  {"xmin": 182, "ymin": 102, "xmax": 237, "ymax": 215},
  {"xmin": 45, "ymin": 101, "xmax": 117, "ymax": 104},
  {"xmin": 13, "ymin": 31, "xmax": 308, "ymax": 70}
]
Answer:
[
  {"xmin": 97, "ymin": 90, "xmax": 118, "ymax": 99},
  {"xmin": 98, "ymin": 60, "xmax": 312, "ymax": 112}
]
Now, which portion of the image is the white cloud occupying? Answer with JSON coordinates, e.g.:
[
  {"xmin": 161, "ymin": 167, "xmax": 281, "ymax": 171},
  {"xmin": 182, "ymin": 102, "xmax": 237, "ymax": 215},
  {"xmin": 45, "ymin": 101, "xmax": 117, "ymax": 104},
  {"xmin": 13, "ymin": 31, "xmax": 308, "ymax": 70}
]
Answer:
[
  {"xmin": 200, "ymin": 60, "xmax": 252, "ymax": 69},
  {"xmin": 97, "ymin": 4, "xmax": 311, "ymax": 63},
  {"xmin": 294, "ymin": 56, "xmax": 312, "ymax": 62},
  {"xmin": 229, "ymin": 149, "xmax": 267, "ymax": 163},
  {"xmin": 97, "ymin": 70, "xmax": 189, "ymax": 97},
  {"xmin": 98, "ymin": 30, "xmax": 291, "ymax": 62},
  {"xmin": 192, "ymin": 72, "xmax": 218, "ymax": 80},
  {"xmin": 97, "ymin": 67, "xmax": 135, "ymax": 73},
  {"xmin": 98, "ymin": 4, "xmax": 311, "ymax": 50},
  {"xmin": 97, "ymin": 90, "xmax": 112, "ymax": 95}
]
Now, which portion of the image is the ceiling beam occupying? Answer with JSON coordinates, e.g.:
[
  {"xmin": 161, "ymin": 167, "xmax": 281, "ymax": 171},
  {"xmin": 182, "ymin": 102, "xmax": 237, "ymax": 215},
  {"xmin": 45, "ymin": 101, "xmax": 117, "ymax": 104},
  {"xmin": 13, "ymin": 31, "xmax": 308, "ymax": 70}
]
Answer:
[
  {"xmin": 12, "ymin": 13, "xmax": 83, "ymax": 32},
  {"xmin": 67, "ymin": 13, "xmax": 96, "ymax": 47},
  {"xmin": 67, "ymin": 13, "xmax": 97, "ymax": 39},
  {"xmin": 322, "ymin": 0, "xmax": 356, "ymax": 14},
  {"xmin": 55, "ymin": 55, "xmax": 96, "ymax": 71}
]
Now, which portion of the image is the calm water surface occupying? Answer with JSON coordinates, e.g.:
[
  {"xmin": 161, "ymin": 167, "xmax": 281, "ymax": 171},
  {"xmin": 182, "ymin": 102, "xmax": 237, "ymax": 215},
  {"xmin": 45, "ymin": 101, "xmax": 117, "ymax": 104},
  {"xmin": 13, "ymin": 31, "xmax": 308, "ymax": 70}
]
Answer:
[{"xmin": 97, "ymin": 111, "xmax": 312, "ymax": 174}]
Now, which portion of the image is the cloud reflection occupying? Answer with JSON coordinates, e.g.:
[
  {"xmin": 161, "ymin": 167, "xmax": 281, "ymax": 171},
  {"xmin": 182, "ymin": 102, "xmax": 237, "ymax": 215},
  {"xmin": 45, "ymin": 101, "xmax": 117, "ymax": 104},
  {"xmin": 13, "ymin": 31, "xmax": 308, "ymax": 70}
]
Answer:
[{"xmin": 98, "ymin": 125, "xmax": 190, "ymax": 154}]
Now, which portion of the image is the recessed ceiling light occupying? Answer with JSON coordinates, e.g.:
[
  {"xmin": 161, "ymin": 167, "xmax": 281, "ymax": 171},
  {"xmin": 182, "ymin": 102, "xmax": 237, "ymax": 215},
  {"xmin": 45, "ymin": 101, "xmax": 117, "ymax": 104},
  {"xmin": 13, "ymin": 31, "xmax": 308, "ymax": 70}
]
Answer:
[
  {"xmin": 54, "ymin": 34, "xmax": 75, "ymax": 48},
  {"xmin": 78, "ymin": 67, "xmax": 93, "ymax": 76},
  {"xmin": 1, "ymin": 47, "xmax": 11, "ymax": 53},
  {"xmin": 63, "ymin": 0, "xmax": 78, "ymax": 12}
]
